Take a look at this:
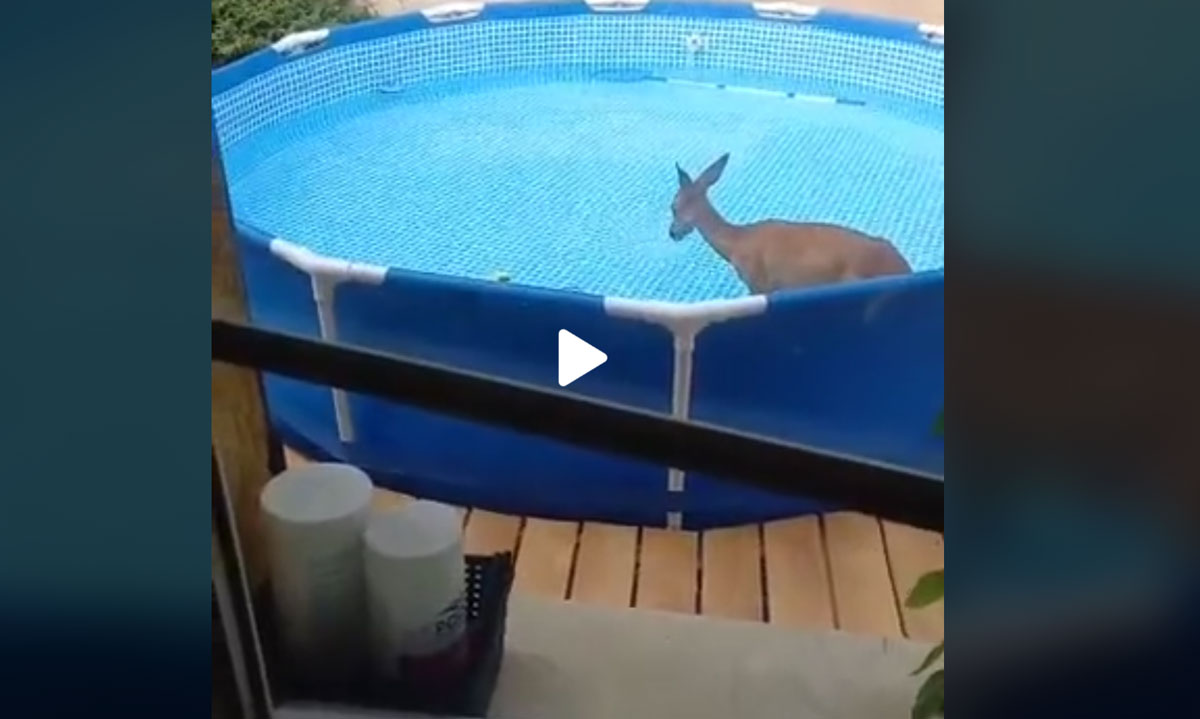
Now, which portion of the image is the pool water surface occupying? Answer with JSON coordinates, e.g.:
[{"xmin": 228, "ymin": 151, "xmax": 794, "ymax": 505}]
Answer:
[{"xmin": 225, "ymin": 76, "xmax": 943, "ymax": 302}]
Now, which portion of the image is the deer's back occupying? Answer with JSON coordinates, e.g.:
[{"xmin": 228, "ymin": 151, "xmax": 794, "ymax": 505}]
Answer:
[{"xmin": 731, "ymin": 221, "xmax": 911, "ymax": 294}]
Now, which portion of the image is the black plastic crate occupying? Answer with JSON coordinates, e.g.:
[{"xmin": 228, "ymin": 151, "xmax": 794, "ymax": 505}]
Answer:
[{"xmin": 256, "ymin": 552, "xmax": 514, "ymax": 717}]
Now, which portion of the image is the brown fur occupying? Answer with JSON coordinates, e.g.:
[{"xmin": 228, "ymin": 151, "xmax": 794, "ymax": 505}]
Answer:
[{"xmin": 670, "ymin": 154, "xmax": 912, "ymax": 295}]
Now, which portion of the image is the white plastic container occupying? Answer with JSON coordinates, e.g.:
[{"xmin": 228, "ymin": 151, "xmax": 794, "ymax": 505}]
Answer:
[
  {"xmin": 259, "ymin": 462, "xmax": 374, "ymax": 685},
  {"xmin": 364, "ymin": 500, "xmax": 468, "ymax": 684}
]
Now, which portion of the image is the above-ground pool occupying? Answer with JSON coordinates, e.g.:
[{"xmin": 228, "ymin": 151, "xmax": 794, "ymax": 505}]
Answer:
[{"xmin": 212, "ymin": 1, "xmax": 945, "ymax": 529}]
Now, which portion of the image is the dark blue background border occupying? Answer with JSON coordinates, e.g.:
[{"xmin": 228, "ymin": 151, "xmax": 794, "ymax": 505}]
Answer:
[
  {"xmin": 1, "ymin": 2, "xmax": 210, "ymax": 716},
  {"xmin": 1, "ymin": 0, "xmax": 1197, "ymax": 716}
]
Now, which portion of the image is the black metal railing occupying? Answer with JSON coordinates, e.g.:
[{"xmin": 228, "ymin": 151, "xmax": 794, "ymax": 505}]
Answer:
[{"xmin": 212, "ymin": 319, "xmax": 943, "ymax": 532}]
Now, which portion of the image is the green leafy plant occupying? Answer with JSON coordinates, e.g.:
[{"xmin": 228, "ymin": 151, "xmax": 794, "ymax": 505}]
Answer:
[
  {"xmin": 906, "ymin": 569, "xmax": 944, "ymax": 719},
  {"xmin": 212, "ymin": 0, "xmax": 370, "ymax": 66}
]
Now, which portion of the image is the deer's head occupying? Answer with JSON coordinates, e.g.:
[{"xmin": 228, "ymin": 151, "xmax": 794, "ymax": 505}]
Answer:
[{"xmin": 669, "ymin": 153, "xmax": 729, "ymax": 241}]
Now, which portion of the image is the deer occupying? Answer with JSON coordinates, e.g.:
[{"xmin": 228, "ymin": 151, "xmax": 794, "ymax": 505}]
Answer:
[{"xmin": 669, "ymin": 153, "xmax": 913, "ymax": 295}]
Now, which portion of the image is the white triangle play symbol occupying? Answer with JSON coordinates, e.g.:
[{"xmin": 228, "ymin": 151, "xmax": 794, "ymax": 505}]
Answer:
[{"xmin": 558, "ymin": 329, "xmax": 608, "ymax": 387}]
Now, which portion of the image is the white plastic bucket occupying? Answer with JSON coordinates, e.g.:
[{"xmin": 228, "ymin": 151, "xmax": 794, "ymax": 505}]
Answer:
[
  {"xmin": 259, "ymin": 462, "xmax": 374, "ymax": 684},
  {"xmin": 364, "ymin": 500, "xmax": 468, "ymax": 684}
]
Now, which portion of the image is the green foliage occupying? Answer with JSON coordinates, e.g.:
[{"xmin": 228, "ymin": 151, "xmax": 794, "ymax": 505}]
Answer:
[
  {"xmin": 212, "ymin": 0, "xmax": 370, "ymax": 65},
  {"xmin": 911, "ymin": 669, "xmax": 944, "ymax": 719},
  {"xmin": 904, "ymin": 569, "xmax": 944, "ymax": 609},
  {"xmin": 910, "ymin": 641, "xmax": 943, "ymax": 677},
  {"xmin": 906, "ymin": 569, "xmax": 944, "ymax": 717}
]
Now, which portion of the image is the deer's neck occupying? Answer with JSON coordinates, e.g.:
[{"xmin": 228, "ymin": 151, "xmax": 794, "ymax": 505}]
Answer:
[{"xmin": 694, "ymin": 195, "xmax": 740, "ymax": 262}]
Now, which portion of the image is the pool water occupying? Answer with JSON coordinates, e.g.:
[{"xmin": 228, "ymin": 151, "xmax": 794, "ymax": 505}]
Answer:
[{"xmin": 225, "ymin": 77, "xmax": 943, "ymax": 302}]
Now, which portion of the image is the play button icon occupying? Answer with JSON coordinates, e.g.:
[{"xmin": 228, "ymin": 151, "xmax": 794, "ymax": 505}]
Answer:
[{"xmin": 558, "ymin": 329, "xmax": 608, "ymax": 387}]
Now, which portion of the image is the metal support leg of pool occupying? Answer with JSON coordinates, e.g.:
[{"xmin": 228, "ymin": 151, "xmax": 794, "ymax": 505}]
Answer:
[
  {"xmin": 604, "ymin": 295, "xmax": 768, "ymax": 528},
  {"xmin": 270, "ymin": 238, "xmax": 387, "ymax": 443}
]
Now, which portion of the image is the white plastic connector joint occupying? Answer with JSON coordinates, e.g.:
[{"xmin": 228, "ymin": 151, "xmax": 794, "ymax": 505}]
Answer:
[
  {"xmin": 421, "ymin": 1, "xmax": 485, "ymax": 23},
  {"xmin": 603, "ymin": 295, "xmax": 768, "ymax": 338},
  {"xmin": 271, "ymin": 29, "xmax": 330, "ymax": 55},
  {"xmin": 752, "ymin": 2, "xmax": 820, "ymax": 22},
  {"xmin": 269, "ymin": 239, "xmax": 388, "ymax": 289},
  {"xmin": 585, "ymin": 0, "xmax": 650, "ymax": 13},
  {"xmin": 919, "ymin": 23, "xmax": 945, "ymax": 45}
]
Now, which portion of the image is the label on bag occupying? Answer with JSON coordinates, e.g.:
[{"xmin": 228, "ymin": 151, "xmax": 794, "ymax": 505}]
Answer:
[{"xmin": 392, "ymin": 595, "xmax": 469, "ymax": 685}]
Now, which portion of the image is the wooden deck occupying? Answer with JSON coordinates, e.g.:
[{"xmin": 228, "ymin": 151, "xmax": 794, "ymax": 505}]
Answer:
[{"xmin": 288, "ymin": 449, "xmax": 943, "ymax": 642}]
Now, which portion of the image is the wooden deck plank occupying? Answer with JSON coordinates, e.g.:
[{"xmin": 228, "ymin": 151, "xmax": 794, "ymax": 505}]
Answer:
[
  {"xmin": 700, "ymin": 525, "xmax": 763, "ymax": 621},
  {"xmin": 282, "ymin": 446, "xmax": 309, "ymax": 469},
  {"xmin": 264, "ymin": 454, "xmax": 934, "ymax": 639},
  {"xmin": 570, "ymin": 522, "xmax": 637, "ymax": 607},
  {"xmin": 462, "ymin": 510, "xmax": 522, "ymax": 556},
  {"xmin": 636, "ymin": 528, "xmax": 699, "ymax": 614},
  {"xmin": 514, "ymin": 518, "xmax": 579, "ymax": 600},
  {"xmin": 370, "ymin": 488, "xmax": 410, "ymax": 513},
  {"xmin": 881, "ymin": 520, "xmax": 945, "ymax": 642},
  {"xmin": 763, "ymin": 517, "xmax": 835, "ymax": 630},
  {"xmin": 824, "ymin": 512, "xmax": 903, "ymax": 638}
]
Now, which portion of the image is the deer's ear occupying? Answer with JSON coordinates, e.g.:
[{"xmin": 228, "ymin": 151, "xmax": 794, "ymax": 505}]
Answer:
[
  {"xmin": 697, "ymin": 153, "xmax": 729, "ymax": 188},
  {"xmin": 676, "ymin": 164, "xmax": 692, "ymax": 188}
]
